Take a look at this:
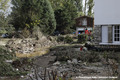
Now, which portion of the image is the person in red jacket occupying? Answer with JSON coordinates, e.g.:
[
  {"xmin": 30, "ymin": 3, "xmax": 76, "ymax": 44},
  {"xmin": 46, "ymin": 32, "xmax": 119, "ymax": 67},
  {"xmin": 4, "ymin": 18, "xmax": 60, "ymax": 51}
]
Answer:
[{"xmin": 85, "ymin": 29, "xmax": 89, "ymax": 35}]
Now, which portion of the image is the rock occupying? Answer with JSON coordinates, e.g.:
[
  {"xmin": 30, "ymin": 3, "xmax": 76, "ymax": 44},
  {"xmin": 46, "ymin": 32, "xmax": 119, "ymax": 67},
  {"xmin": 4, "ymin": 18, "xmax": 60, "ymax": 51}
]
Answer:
[
  {"xmin": 86, "ymin": 41, "xmax": 91, "ymax": 45},
  {"xmin": 51, "ymin": 66, "xmax": 58, "ymax": 70},
  {"xmin": 20, "ymin": 75, "xmax": 24, "ymax": 78},
  {"xmin": 53, "ymin": 61, "xmax": 60, "ymax": 65},
  {"xmin": 67, "ymin": 60, "xmax": 72, "ymax": 64},
  {"xmin": 5, "ymin": 60, "xmax": 13, "ymax": 63},
  {"xmin": 83, "ymin": 47, "xmax": 88, "ymax": 51},
  {"xmin": 83, "ymin": 62, "xmax": 87, "ymax": 66},
  {"xmin": 74, "ymin": 48, "xmax": 81, "ymax": 51},
  {"xmin": 72, "ymin": 59, "xmax": 78, "ymax": 64},
  {"xmin": 78, "ymin": 60, "xmax": 82, "ymax": 63}
]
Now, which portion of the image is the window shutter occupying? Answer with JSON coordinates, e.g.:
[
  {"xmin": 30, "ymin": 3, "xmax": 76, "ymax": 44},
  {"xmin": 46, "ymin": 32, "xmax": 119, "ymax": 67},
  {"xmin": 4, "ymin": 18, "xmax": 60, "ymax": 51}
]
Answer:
[{"xmin": 108, "ymin": 26, "xmax": 113, "ymax": 43}]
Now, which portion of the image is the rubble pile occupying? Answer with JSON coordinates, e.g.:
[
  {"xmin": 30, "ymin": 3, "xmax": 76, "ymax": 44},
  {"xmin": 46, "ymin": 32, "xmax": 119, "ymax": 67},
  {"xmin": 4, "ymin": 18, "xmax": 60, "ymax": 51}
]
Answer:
[
  {"xmin": 6, "ymin": 39, "xmax": 35, "ymax": 54},
  {"xmin": 5, "ymin": 36, "xmax": 59, "ymax": 54}
]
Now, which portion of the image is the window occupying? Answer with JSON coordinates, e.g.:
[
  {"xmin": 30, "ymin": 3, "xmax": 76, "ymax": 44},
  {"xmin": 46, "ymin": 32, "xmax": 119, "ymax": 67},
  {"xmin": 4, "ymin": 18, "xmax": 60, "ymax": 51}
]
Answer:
[
  {"xmin": 114, "ymin": 26, "xmax": 120, "ymax": 41},
  {"xmin": 82, "ymin": 18, "xmax": 87, "ymax": 26}
]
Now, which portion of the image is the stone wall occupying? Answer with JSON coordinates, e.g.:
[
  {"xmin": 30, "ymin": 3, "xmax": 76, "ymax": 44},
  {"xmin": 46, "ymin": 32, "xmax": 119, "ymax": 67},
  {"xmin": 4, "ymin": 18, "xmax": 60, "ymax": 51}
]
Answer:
[{"xmin": 93, "ymin": 26, "xmax": 102, "ymax": 45}]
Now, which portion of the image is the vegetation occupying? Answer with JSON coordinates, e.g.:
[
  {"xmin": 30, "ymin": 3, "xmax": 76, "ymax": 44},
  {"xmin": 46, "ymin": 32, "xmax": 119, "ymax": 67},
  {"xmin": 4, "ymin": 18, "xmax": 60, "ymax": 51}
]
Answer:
[
  {"xmin": 49, "ymin": 0, "xmax": 64, "ymax": 10},
  {"xmin": 55, "ymin": 1, "xmax": 77, "ymax": 34},
  {"xmin": 0, "ymin": 0, "xmax": 10, "ymax": 12},
  {"xmin": 11, "ymin": 0, "xmax": 56, "ymax": 35},
  {"xmin": 74, "ymin": 0, "xmax": 83, "ymax": 16},
  {"xmin": 57, "ymin": 36, "xmax": 64, "ymax": 42},
  {"xmin": 78, "ymin": 34, "xmax": 88, "ymax": 43},
  {"xmin": 57, "ymin": 35, "xmax": 73, "ymax": 43},
  {"xmin": 0, "ymin": 14, "xmax": 14, "ymax": 35},
  {"xmin": 87, "ymin": 0, "xmax": 94, "ymax": 17},
  {"xmin": 0, "ymin": 0, "xmax": 94, "ymax": 37},
  {"xmin": 0, "ymin": 0, "xmax": 14, "ymax": 35},
  {"xmin": 64, "ymin": 36, "xmax": 73, "ymax": 43},
  {"xmin": 50, "ymin": 46, "xmax": 101, "ymax": 62},
  {"xmin": 0, "ymin": 47, "xmax": 27, "ymax": 76},
  {"xmin": 0, "ymin": 0, "xmax": 95, "ymax": 78}
]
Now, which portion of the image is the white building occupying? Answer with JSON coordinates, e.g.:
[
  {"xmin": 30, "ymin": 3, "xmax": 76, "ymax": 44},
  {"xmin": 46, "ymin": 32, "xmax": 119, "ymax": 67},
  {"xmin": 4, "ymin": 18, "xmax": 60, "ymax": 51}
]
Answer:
[{"xmin": 94, "ymin": 0, "xmax": 120, "ymax": 45}]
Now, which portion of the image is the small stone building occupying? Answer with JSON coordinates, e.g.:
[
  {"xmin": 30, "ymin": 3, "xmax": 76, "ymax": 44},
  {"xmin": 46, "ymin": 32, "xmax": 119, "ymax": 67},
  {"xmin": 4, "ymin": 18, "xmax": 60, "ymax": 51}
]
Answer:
[
  {"xmin": 94, "ymin": 0, "xmax": 120, "ymax": 45},
  {"xmin": 75, "ymin": 16, "xmax": 94, "ymax": 36}
]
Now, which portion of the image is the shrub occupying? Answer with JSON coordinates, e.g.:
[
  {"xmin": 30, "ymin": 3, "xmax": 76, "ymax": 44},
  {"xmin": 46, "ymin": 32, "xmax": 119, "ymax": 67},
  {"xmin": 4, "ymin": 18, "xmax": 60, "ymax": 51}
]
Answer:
[
  {"xmin": 57, "ymin": 36, "xmax": 65, "ymax": 42},
  {"xmin": 78, "ymin": 34, "xmax": 88, "ymax": 43},
  {"xmin": 0, "ymin": 47, "xmax": 27, "ymax": 76},
  {"xmin": 21, "ymin": 27, "xmax": 31, "ymax": 38},
  {"xmin": 12, "ymin": 58, "xmax": 33, "ymax": 68},
  {"xmin": 51, "ymin": 46, "xmax": 101, "ymax": 63},
  {"xmin": 64, "ymin": 36, "xmax": 73, "ymax": 43},
  {"xmin": 103, "ymin": 51, "xmax": 120, "ymax": 63},
  {"xmin": 77, "ymin": 51, "xmax": 101, "ymax": 63}
]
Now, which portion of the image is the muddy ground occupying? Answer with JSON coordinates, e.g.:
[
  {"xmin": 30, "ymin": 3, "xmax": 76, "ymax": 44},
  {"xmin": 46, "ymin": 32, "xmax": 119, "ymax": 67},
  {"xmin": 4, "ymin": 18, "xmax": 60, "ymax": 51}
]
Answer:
[
  {"xmin": 25, "ymin": 46, "xmax": 120, "ymax": 80},
  {"xmin": 1, "ymin": 46, "xmax": 120, "ymax": 80}
]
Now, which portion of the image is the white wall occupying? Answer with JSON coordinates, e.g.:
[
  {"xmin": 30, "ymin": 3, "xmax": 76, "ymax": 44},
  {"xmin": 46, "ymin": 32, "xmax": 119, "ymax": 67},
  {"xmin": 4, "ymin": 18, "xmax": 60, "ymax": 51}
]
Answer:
[{"xmin": 94, "ymin": 0, "xmax": 120, "ymax": 25}]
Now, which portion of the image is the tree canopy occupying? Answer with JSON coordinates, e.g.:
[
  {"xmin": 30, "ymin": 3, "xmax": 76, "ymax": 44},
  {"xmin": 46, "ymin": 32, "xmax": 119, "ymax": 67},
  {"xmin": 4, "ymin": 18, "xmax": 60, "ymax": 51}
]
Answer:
[
  {"xmin": 0, "ymin": 0, "xmax": 10, "ymax": 10},
  {"xmin": 84, "ymin": 0, "xmax": 94, "ymax": 17},
  {"xmin": 55, "ymin": 0, "xmax": 77, "ymax": 34},
  {"xmin": 87, "ymin": 0, "xmax": 94, "ymax": 17},
  {"xmin": 11, "ymin": 0, "xmax": 56, "ymax": 35}
]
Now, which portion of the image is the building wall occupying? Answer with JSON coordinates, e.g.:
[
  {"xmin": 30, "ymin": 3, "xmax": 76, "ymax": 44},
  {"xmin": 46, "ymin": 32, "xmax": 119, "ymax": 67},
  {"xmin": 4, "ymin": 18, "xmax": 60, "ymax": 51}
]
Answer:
[
  {"xmin": 94, "ymin": 0, "xmax": 120, "ymax": 45},
  {"xmin": 94, "ymin": 0, "xmax": 120, "ymax": 25},
  {"xmin": 93, "ymin": 26, "xmax": 102, "ymax": 45}
]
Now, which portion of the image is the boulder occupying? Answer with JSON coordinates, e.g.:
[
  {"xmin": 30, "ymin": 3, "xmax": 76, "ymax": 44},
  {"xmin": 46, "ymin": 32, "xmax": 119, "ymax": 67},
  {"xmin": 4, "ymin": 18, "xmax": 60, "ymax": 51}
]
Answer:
[
  {"xmin": 67, "ymin": 60, "xmax": 72, "ymax": 64},
  {"xmin": 83, "ymin": 47, "xmax": 88, "ymax": 51},
  {"xmin": 72, "ymin": 59, "xmax": 78, "ymax": 64},
  {"xmin": 53, "ymin": 61, "xmax": 60, "ymax": 65}
]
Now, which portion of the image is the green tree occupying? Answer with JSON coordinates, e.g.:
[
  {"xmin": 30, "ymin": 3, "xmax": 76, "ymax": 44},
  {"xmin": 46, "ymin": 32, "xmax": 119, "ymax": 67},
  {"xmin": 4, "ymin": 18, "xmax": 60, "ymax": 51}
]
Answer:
[
  {"xmin": 0, "ymin": 0, "xmax": 10, "ymax": 11},
  {"xmin": 0, "ymin": 0, "xmax": 13, "ymax": 34},
  {"xmin": 87, "ymin": 0, "xmax": 94, "ymax": 17},
  {"xmin": 0, "ymin": 13, "xmax": 10, "ymax": 28},
  {"xmin": 50, "ymin": 0, "xmax": 83, "ymax": 17},
  {"xmin": 74, "ymin": 0, "xmax": 83, "ymax": 16},
  {"xmin": 49, "ymin": 0, "xmax": 64, "ymax": 10},
  {"xmin": 55, "ymin": 0, "xmax": 77, "ymax": 34},
  {"xmin": 0, "ymin": 13, "xmax": 13, "ymax": 34},
  {"xmin": 84, "ymin": 0, "xmax": 88, "ymax": 15},
  {"xmin": 11, "ymin": 0, "xmax": 56, "ymax": 35},
  {"xmin": 83, "ymin": 0, "xmax": 94, "ymax": 16}
]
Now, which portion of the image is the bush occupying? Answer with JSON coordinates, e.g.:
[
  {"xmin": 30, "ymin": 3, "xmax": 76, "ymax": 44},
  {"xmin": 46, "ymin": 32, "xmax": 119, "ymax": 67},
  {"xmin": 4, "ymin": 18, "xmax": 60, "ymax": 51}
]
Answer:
[
  {"xmin": 64, "ymin": 36, "xmax": 73, "ymax": 43},
  {"xmin": 78, "ymin": 34, "xmax": 88, "ymax": 43},
  {"xmin": 103, "ymin": 51, "xmax": 120, "ymax": 63},
  {"xmin": 51, "ymin": 46, "xmax": 101, "ymax": 62},
  {"xmin": 57, "ymin": 36, "xmax": 65, "ymax": 42},
  {"xmin": 53, "ymin": 47, "xmax": 80, "ymax": 61},
  {"xmin": 0, "ymin": 47, "xmax": 27, "ymax": 76},
  {"xmin": 21, "ymin": 27, "xmax": 31, "ymax": 38},
  {"xmin": 79, "ymin": 51, "xmax": 101, "ymax": 62},
  {"xmin": 12, "ymin": 58, "xmax": 33, "ymax": 68}
]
